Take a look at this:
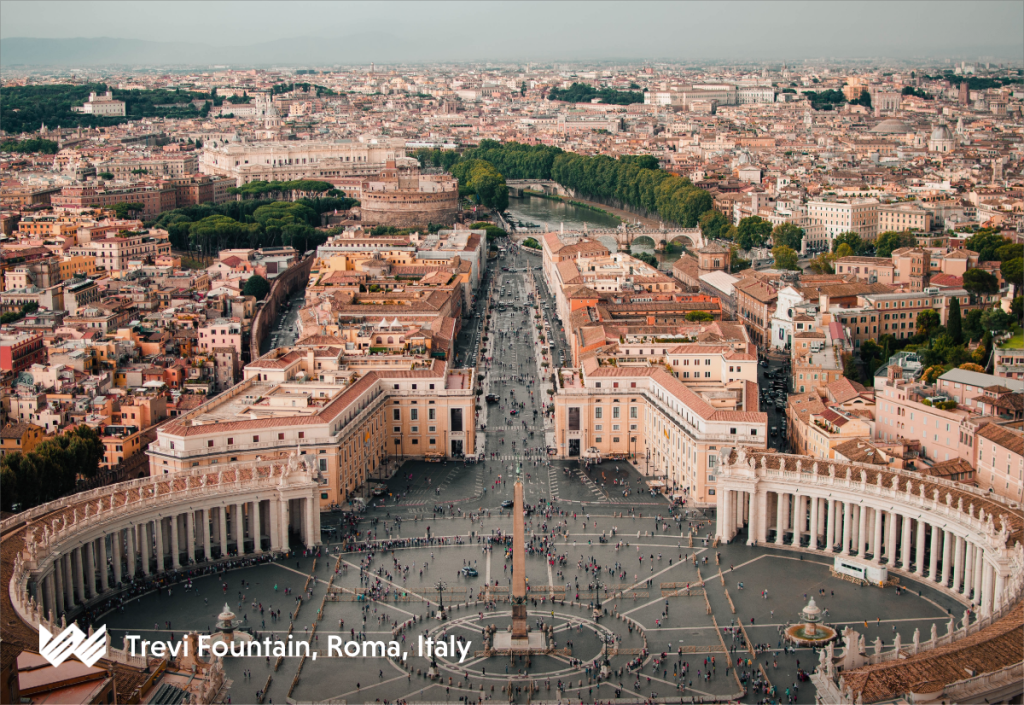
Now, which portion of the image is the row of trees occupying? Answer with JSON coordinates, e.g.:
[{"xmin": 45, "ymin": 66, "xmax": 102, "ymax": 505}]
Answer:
[
  {"xmin": 153, "ymin": 189, "xmax": 357, "ymax": 257},
  {"xmin": 0, "ymin": 83, "xmax": 213, "ymax": 134},
  {"xmin": 0, "ymin": 426, "xmax": 104, "ymax": 512},
  {"xmin": 846, "ymin": 297, "xmax": 1022, "ymax": 387},
  {"xmin": 228, "ymin": 179, "xmax": 341, "ymax": 199},
  {"xmin": 697, "ymin": 212, "xmax": 804, "ymax": 252},
  {"xmin": 546, "ymin": 83, "xmax": 644, "ymax": 105},
  {"xmin": 451, "ymin": 159, "xmax": 509, "ymax": 211},
  {"xmin": 0, "ymin": 137, "xmax": 60, "ymax": 154}
]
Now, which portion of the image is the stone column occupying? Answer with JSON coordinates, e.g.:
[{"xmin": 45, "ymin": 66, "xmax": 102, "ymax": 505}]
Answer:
[
  {"xmin": 885, "ymin": 511, "xmax": 897, "ymax": 565},
  {"xmin": 826, "ymin": 500, "xmax": 837, "ymax": 552},
  {"xmin": 747, "ymin": 491, "xmax": 758, "ymax": 546},
  {"xmin": 170, "ymin": 513, "xmax": 181, "ymax": 569},
  {"xmin": 915, "ymin": 520, "xmax": 926, "ymax": 576},
  {"xmin": 900, "ymin": 513, "xmax": 912, "ymax": 568},
  {"xmin": 871, "ymin": 508, "xmax": 883, "ymax": 563},
  {"xmin": 775, "ymin": 492, "xmax": 786, "ymax": 545},
  {"xmin": 54, "ymin": 558, "xmax": 67, "ymax": 615},
  {"xmin": 952, "ymin": 536, "xmax": 965, "ymax": 594},
  {"xmin": 202, "ymin": 508, "xmax": 212, "ymax": 561},
  {"xmin": 45, "ymin": 573, "xmax": 57, "ymax": 619},
  {"xmin": 98, "ymin": 535, "xmax": 108, "ymax": 593},
  {"xmin": 154, "ymin": 516, "xmax": 164, "ymax": 573},
  {"xmin": 720, "ymin": 489, "xmax": 732, "ymax": 542},
  {"xmin": 855, "ymin": 504, "xmax": 866, "ymax": 557},
  {"xmin": 993, "ymin": 570, "xmax": 1007, "ymax": 611},
  {"xmin": 809, "ymin": 495, "xmax": 819, "ymax": 551},
  {"xmin": 219, "ymin": 506, "xmax": 229, "ymax": 557},
  {"xmin": 964, "ymin": 542, "xmax": 975, "ymax": 600},
  {"xmin": 128, "ymin": 524, "xmax": 139, "ymax": 577},
  {"xmin": 112, "ymin": 529, "xmax": 122, "ymax": 586},
  {"xmin": 980, "ymin": 560, "xmax": 994, "ymax": 615},
  {"xmin": 795, "ymin": 495, "xmax": 805, "ymax": 545},
  {"xmin": 973, "ymin": 547, "xmax": 985, "ymax": 607},
  {"xmin": 928, "ymin": 523, "xmax": 940, "ymax": 580},
  {"xmin": 305, "ymin": 497, "xmax": 316, "ymax": 547},
  {"xmin": 253, "ymin": 500, "xmax": 263, "ymax": 553},
  {"xmin": 941, "ymin": 530, "xmax": 953, "ymax": 586},
  {"xmin": 841, "ymin": 502, "xmax": 852, "ymax": 555},
  {"xmin": 185, "ymin": 510, "xmax": 195, "ymax": 566},
  {"xmin": 756, "ymin": 490, "xmax": 768, "ymax": 544},
  {"xmin": 72, "ymin": 547, "xmax": 84, "ymax": 605},
  {"xmin": 82, "ymin": 541, "xmax": 94, "ymax": 599}
]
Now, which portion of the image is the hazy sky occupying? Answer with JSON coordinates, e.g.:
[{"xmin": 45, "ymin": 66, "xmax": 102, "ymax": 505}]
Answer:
[{"xmin": 2, "ymin": 1, "xmax": 1022, "ymax": 61}]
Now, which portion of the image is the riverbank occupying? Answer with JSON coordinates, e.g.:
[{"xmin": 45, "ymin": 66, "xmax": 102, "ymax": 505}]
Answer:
[
  {"xmin": 521, "ymin": 191, "xmax": 666, "ymax": 231},
  {"xmin": 520, "ymin": 190, "xmax": 623, "ymax": 224}
]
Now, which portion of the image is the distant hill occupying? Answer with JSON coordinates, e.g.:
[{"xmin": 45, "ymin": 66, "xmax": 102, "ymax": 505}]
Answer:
[{"xmin": 0, "ymin": 34, "xmax": 494, "ymax": 67}]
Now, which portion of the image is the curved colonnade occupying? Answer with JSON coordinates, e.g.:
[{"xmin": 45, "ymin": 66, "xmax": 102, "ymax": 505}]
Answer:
[
  {"xmin": 715, "ymin": 449, "xmax": 1024, "ymax": 703},
  {"xmin": 4, "ymin": 457, "xmax": 321, "ymax": 643}
]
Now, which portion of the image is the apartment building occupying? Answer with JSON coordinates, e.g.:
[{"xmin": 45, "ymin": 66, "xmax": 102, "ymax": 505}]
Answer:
[
  {"xmin": 69, "ymin": 232, "xmax": 172, "ymax": 272},
  {"xmin": 149, "ymin": 343, "xmax": 477, "ymax": 507},
  {"xmin": 877, "ymin": 203, "xmax": 933, "ymax": 233},
  {"xmin": 859, "ymin": 288, "xmax": 1000, "ymax": 340},
  {"xmin": 553, "ymin": 361, "xmax": 766, "ymax": 506},
  {"xmin": 803, "ymin": 408, "xmax": 872, "ymax": 459},
  {"xmin": 835, "ymin": 256, "xmax": 895, "ymax": 285},
  {"xmin": 734, "ymin": 278, "xmax": 777, "ymax": 348},
  {"xmin": 805, "ymin": 198, "xmax": 880, "ymax": 246},
  {"xmin": 975, "ymin": 423, "xmax": 1024, "ymax": 502}
]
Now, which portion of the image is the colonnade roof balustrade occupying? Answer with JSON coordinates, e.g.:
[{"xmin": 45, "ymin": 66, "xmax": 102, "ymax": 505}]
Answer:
[
  {"xmin": 717, "ymin": 448, "xmax": 1024, "ymax": 704},
  {"xmin": 720, "ymin": 448, "xmax": 1024, "ymax": 548},
  {"xmin": 2, "ymin": 454, "xmax": 320, "ymax": 655}
]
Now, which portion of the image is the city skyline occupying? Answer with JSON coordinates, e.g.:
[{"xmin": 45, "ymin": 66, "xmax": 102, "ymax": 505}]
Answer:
[{"xmin": 1, "ymin": 0, "xmax": 1022, "ymax": 66}]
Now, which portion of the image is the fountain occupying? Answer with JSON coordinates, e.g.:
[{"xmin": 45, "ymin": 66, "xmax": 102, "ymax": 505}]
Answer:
[
  {"xmin": 784, "ymin": 597, "xmax": 838, "ymax": 647},
  {"xmin": 203, "ymin": 603, "xmax": 255, "ymax": 654}
]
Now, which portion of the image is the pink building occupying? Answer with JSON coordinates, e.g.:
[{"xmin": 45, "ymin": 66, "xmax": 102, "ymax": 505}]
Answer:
[{"xmin": 198, "ymin": 319, "xmax": 243, "ymax": 355}]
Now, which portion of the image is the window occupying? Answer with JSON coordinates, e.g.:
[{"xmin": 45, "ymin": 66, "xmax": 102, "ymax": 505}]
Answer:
[
  {"xmin": 428, "ymin": 409, "xmax": 436, "ymax": 421},
  {"xmin": 278, "ymin": 433, "xmax": 285, "ymax": 440},
  {"xmin": 613, "ymin": 437, "xmax": 620, "ymax": 443},
  {"xmin": 393, "ymin": 409, "xmax": 401, "ymax": 421},
  {"xmin": 429, "ymin": 425, "xmax": 436, "ymax": 433},
  {"xmin": 227, "ymin": 438, "xmax": 233, "ymax": 445},
  {"xmin": 708, "ymin": 488, "xmax": 716, "ymax": 496},
  {"xmin": 730, "ymin": 428, "xmax": 737, "ymax": 435},
  {"xmin": 751, "ymin": 429, "xmax": 758, "ymax": 436},
  {"xmin": 612, "ymin": 407, "xmax": 621, "ymax": 419},
  {"xmin": 411, "ymin": 426, "xmax": 419, "ymax": 433},
  {"xmin": 594, "ymin": 436, "xmax": 603, "ymax": 443},
  {"xmin": 630, "ymin": 406, "xmax": 638, "ymax": 419},
  {"xmin": 595, "ymin": 424, "xmax": 603, "ymax": 431},
  {"xmin": 393, "ymin": 426, "xmax": 401, "ymax": 434},
  {"xmin": 595, "ymin": 407, "xmax": 603, "ymax": 419},
  {"xmin": 253, "ymin": 435, "xmax": 259, "ymax": 442},
  {"xmin": 411, "ymin": 409, "xmax": 419, "ymax": 421},
  {"xmin": 411, "ymin": 439, "xmax": 419, "ymax": 445},
  {"xmin": 429, "ymin": 438, "xmax": 436, "ymax": 445},
  {"xmin": 450, "ymin": 408, "xmax": 463, "ymax": 432},
  {"xmin": 207, "ymin": 440, "xmax": 214, "ymax": 447},
  {"xmin": 568, "ymin": 407, "xmax": 580, "ymax": 431}
]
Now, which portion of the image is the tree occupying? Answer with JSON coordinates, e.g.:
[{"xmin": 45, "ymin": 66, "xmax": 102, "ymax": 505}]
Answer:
[
  {"xmin": 995, "ymin": 243, "xmax": 1023, "ymax": 262},
  {"xmin": 947, "ymin": 296, "xmax": 963, "ymax": 345},
  {"xmin": 832, "ymin": 231, "xmax": 866, "ymax": 255},
  {"xmin": 981, "ymin": 307, "xmax": 1012, "ymax": 333},
  {"xmin": 242, "ymin": 274, "xmax": 270, "ymax": 300},
  {"xmin": 1012, "ymin": 295, "xmax": 1023, "ymax": 322},
  {"xmin": 736, "ymin": 216, "xmax": 772, "ymax": 250},
  {"xmin": 809, "ymin": 251, "xmax": 836, "ymax": 274},
  {"xmin": 962, "ymin": 268, "xmax": 999, "ymax": 295},
  {"xmin": 959, "ymin": 362, "xmax": 984, "ymax": 372},
  {"xmin": 771, "ymin": 222, "xmax": 803, "ymax": 251},
  {"xmin": 699, "ymin": 210, "xmax": 730, "ymax": 241},
  {"xmin": 916, "ymin": 309, "xmax": 941, "ymax": 337},
  {"xmin": 964, "ymin": 229, "xmax": 1010, "ymax": 261},
  {"xmin": 685, "ymin": 311, "xmax": 714, "ymax": 322},
  {"xmin": 771, "ymin": 245, "xmax": 800, "ymax": 271},
  {"xmin": 98, "ymin": 172, "xmax": 114, "ymax": 180},
  {"xmin": 963, "ymin": 309, "xmax": 985, "ymax": 342},
  {"xmin": 729, "ymin": 243, "xmax": 751, "ymax": 273},
  {"xmin": 111, "ymin": 202, "xmax": 145, "ymax": 219},
  {"xmin": 1000, "ymin": 257, "xmax": 1022, "ymax": 287},
  {"xmin": 875, "ymin": 230, "xmax": 918, "ymax": 258},
  {"xmin": 834, "ymin": 243, "xmax": 854, "ymax": 259}
]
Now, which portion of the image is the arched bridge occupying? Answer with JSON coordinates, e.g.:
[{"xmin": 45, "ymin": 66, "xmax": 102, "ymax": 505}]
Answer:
[
  {"xmin": 584, "ymin": 227, "xmax": 705, "ymax": 251},
  {"xmin": 506, "ymin": 180, "xmax": 574, "ymax": 198}
]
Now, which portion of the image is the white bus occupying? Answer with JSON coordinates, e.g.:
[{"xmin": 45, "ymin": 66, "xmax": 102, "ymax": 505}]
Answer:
[{"xmin": 834, "ymin": 556, "xmax": 887, "ymax": 586}]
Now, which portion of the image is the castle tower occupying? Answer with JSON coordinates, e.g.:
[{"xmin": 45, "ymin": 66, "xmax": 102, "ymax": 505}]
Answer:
[{"xmin": 958, "ymin": 81, "xmax": 969, "ymax": 106}]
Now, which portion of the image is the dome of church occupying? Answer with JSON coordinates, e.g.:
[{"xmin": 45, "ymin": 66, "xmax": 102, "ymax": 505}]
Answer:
[
  {"xmin": 869, "ymin": 119, "xmax": 912, "ymax": 134},
  {"xmin": 930, "ymin": 123, "xmax": 953, "ymax": 141}
]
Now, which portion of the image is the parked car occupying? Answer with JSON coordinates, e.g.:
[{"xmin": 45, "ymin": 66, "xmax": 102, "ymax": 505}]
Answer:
[{"xmin": 461, "ymin": 567, "xmax": 479, "ymax": 577}]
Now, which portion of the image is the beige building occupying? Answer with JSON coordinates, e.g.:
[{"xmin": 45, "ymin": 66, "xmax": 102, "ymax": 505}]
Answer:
[
  {"xmin": 805, "ymin": 198, "xmax": 880, "ymax": 246},
  {"xmin": 149, "ymin": 340, "xmax": 476, "ymax": 508},
  {"xmin": 74, "ymin": 91, "xmax": 126, "ymax": 116},
  {"xmin": 878, "ymin": 203, "xmax": 933, "ymax": 233},
  {"xmin": 199, "ymin": 138, "xmax": 408, "ymax": 186},
  {"xmin": 553, "ymin": 360, "xmax": 766, "ymax": 506}
]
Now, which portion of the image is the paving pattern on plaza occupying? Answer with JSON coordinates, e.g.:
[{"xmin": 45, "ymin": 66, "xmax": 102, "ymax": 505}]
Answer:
[{"xmin": 98, "ymin": 250, "xmax": 969, "ymax": 703}]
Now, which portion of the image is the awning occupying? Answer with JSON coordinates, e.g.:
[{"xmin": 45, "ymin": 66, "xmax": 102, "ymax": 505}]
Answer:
[{"xmin": 648, "ymin": 480, "xmax": 667, "ymax": 488}]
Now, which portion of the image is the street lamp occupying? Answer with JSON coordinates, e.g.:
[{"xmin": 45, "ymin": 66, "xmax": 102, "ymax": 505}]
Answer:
[{"xmin": 434, "ymin": 580, "xmax": 448, "ymax": 620}]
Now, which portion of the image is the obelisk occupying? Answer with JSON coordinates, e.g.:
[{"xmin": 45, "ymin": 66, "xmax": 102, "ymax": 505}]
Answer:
[{"xmin": 511, "ymin": 463, "xmax": 528, "ymax": 640}]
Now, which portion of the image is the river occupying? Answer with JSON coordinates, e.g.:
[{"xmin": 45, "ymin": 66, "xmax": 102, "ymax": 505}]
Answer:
[{"xmin": 505, "ymin": 193, "xmax": 680, "ymax": 267}]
